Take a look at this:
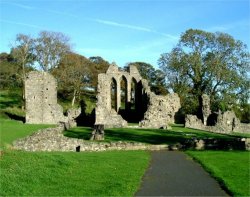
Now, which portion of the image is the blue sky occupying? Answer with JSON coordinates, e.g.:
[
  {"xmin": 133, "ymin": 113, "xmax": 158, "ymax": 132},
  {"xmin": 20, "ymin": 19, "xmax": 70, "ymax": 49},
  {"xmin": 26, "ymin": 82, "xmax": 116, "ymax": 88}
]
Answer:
[{"xmin": 0, "ymin": 0, "xmax": 249, "ymax": 67}]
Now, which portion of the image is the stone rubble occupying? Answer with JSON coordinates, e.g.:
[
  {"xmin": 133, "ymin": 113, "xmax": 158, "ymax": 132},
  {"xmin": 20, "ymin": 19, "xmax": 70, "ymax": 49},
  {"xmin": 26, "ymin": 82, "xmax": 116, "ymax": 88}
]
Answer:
[
  {"xmin": 13, "ymin": 125, "xmax": 169, "ymax": 152},
  {"xmin": 13, "ymin": 126, "xmax": 249, "ymax": 151},
  {"xmin": 185, "ymin": 95, "xmax": 250, "ymax": 134}
]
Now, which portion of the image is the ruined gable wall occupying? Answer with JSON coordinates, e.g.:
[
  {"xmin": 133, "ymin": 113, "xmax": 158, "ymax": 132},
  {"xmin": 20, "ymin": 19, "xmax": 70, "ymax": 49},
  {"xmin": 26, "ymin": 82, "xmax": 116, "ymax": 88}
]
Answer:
[
  {"xmin": 25, "ymin": 71, "xmax": 66, "ymax": 124},
  {"xmin": 95, "ymin": 63, "xmax": 181, "ymax": 128}
]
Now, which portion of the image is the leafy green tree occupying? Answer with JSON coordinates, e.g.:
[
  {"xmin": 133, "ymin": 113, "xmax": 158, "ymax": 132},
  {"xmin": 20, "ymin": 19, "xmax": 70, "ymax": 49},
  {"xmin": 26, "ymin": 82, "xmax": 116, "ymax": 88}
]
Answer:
[
  {"xmin": 35, "ymin": 31, "xmax": 71, "ymax": 72},
  {"xmin": 159, "ymin": 29, "xmax": 250, "ymax": 119},
  {"xmin": 126, "ymin": 62, "xmax": 168, "ymax": 95},
  {"xmin": 88, "ymin": 56, "xmax": 110, "ymax": 91},
  {"xmin": 52, "ymin": 52, "xmax": 91, "ymax": 106},
  {"xmin": 0, "ymin": 53, "xmax": 21, "ymax": 89}
]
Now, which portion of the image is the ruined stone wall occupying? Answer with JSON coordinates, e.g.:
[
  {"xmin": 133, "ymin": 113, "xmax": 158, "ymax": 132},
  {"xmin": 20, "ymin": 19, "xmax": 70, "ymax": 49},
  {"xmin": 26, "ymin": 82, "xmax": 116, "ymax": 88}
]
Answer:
[
  {"xmin": 140, "ymin": 93, "xmax": 180, "ymax": 128},
  {"xmin": 202, "ymin": 94, "xmax": 211, "ymax": 125},
  {"xmin": 25, "ymin": 71, "xmax": 67, "ymax": 124},
  {"xmin": 13, "ymin": 125, "xmax": 249, "ymax": 151},
  {"xmin": 185, "ymin": 111, "xmax": 250, "ymax": 134},
  {"xmin": 13, "ymin": 125, "xmax": 168, "ymax": 152},
  {"xmin": 95, "ymin": 63, "xmax": 181, "ymax": 128}
]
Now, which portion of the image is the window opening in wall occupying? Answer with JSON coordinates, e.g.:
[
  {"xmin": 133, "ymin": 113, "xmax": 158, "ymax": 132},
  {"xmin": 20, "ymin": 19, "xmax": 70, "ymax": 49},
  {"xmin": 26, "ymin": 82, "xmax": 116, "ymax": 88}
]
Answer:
[
  {"xmin": 120, "ymin": 76, "xmax": 127, "ymax": 111},
  {"xmin": 131, "ymin": 78, "xmax": 137, "ymax": 110},
  {"xmin": 111, "ymin": 78, "xmax": 117, "ymax": 111}
]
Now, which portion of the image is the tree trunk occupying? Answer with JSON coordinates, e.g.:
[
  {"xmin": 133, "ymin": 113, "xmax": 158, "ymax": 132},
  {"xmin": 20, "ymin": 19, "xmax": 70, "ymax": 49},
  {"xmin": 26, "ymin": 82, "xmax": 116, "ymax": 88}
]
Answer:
[{"xmin": 71, "ymin": 89, "xmax": 77, "ymax": 106}]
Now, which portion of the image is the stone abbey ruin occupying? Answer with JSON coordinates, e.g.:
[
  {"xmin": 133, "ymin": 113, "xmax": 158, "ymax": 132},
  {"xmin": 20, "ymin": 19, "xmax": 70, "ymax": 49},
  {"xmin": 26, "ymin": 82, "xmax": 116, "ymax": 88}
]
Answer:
[
  {"xmin": 13, "ymin": 64, "xmax": 250, "ymax": 152},
  {"xmin": 95, "ymin": 63, "xmax": 180, "ymax": 128},
  {"xmin": 25, "ymin": 63, "xmax": 181, "ymax": 129},
  {"xmin": 25, "ymin": 63, "xmax": 249, "ymax": 134}
]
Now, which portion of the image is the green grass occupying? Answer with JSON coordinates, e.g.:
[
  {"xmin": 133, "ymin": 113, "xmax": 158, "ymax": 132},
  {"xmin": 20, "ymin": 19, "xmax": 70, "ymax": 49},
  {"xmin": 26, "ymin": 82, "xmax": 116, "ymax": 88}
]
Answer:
[
  {"xmin": 186, "ymin": 151, "xmax": 250, "ymax": 196},
  {"xmin": 0, "ymin": 90, "xmax": 24, "ymax": 119},
  {"xmin": 0, "ymin": 119, "xmax": 53, "ymax": 149},
  {"xmin": 0, "ymin": 150, "xmax": 150, "ymax": 196},
  {"xmin": 64, "ymin": 125, "xmax": 237, "ymax": 145}
]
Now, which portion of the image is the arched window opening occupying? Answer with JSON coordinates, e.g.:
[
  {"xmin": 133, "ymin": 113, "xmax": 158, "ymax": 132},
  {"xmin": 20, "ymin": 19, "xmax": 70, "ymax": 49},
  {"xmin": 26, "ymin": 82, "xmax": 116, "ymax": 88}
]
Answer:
[
  {"xmin": 111, "ymin": 78, "xmax": 117, "ymax": 111},
  {"xmin": 120, "ymin": 76, "xmax": 127, "ymax": 110},
  {"xmin": 131, "ymin": 78, "xmax": 137, "ymax": 110}
]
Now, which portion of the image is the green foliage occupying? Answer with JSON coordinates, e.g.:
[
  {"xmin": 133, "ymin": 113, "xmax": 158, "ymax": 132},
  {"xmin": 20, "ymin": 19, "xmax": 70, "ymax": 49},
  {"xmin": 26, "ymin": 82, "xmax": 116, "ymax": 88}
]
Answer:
[
  {"xmin": 187, "ymin": 151, "xmax": 250, "ymax": 196},
  {"xmin": 126, "ymin": 62, "xmax": 168, "ymax": 95},
  {"xmin": 0, "ymin": 53, "xmax": 22, "ymax": 89},
  {"xmin": 35, "ymin": 31, "xmax": 71, "ymax": 71},
  {"xmin": 0, "ymin": 151, "xmax": 149, "ymax": 196},
  {"xmin": 52, "ymin": 52, "xmax": 92, "ymax": 106},
  {"xmin": 64, "ymin": 125, "xmax": 240, "ymax": 145},
  {"xmin": 0, "ymin": 90, "xmax": 24, "ymax": 119},
  {"xmin": 159, "ymin": 29, "xmax": 250, "ymax": 118},
  {"xmin": 89, "ymin": 56, "xmax": 110, "ymax": 91},
  {"xmin": 0, "ymin": 119, "xmax": 53, "ymax": 149}
]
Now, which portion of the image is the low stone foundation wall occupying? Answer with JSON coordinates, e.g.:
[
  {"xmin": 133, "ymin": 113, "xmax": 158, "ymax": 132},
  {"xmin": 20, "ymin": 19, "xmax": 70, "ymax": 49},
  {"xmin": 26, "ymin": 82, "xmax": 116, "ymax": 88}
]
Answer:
[
  {"xmin": 13, "ymin": 126, "xmax": 168, "ymax": 152},
  {"xmin": 13, "ymin": 126, "xmax": 250, "ymax": 152}
]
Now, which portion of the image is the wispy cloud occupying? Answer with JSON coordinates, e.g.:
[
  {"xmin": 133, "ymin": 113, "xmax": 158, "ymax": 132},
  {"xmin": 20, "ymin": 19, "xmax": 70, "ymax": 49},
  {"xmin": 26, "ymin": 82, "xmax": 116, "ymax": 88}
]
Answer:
[
  {"xmin": 0, "ymin": 19, "xmax": 43, "ymax": 29},
  {"xmin": 87, "ymin": 18, "xmax": 178, "ymax": 40},
  {"xmin": 206, "ymin": 20, "xmax": 249, "ymax": 32},
  {"xmin": 4, "ymin": 2, "xmax": 35, "ymax": 10},
  {"xmin": 46, "ymin": 9, "xmax": 78, "ymax": 18}
]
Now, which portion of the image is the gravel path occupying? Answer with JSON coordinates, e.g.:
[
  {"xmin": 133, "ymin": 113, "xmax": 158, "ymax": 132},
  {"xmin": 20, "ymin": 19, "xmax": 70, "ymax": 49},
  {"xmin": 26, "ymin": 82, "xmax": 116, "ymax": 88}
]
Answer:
[{"xmin": 135, "ymin": 151, "xmax": 228, "ymax": 196}]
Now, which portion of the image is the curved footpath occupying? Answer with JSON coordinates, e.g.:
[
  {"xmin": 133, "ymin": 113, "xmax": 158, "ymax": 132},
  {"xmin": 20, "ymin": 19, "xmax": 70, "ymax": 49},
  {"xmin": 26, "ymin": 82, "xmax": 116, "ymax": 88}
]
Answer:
[{"xmin": 135, "ymin": 151, "xmax": 228, "ymax": 196}]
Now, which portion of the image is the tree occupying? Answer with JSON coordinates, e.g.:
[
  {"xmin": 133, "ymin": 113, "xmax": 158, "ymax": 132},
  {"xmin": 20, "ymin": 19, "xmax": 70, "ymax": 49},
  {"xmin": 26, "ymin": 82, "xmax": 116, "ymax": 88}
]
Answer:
[
  {"xmin": 126, "ymin": 62, "xmax": 168, "ymax": 95},
  {"xmin": 52, "ymin": 52, "xmax": 91, "ymax": 106},
  {"xmin": 11, "ymin": 34, "xmax": 35, "ymax": 101},
  {"xmin": 35, "ymin": 31, "xmax": 71, "ymax": 72},
  {"xmin": 0, "ymin": 53, "xmax": 21, "ymax": 89},
  {"xmin": 159, "ymin": 29, "xmax": 250, "ymax": 119},
  {"xmin": 88, "ymin": 56, "xmax": 110, "ymax": 91}
]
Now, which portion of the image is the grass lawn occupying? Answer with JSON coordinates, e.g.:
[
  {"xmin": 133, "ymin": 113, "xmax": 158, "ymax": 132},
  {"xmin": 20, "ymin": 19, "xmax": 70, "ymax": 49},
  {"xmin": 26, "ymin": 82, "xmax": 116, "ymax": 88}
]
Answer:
[
  {"xmin": 64, "ymin": 125, "xmax": 239, "ymax": 145},
  {"xmin": 0, "ymin": 150, "xmax": 149, "ymax": 196},
  {"xmin": 0, "ymin": 118, "xmax": 53, "ymax": 149},
  {"xmin": 186, "ymin": 151, "xmax": 250, "ymax": 196}
]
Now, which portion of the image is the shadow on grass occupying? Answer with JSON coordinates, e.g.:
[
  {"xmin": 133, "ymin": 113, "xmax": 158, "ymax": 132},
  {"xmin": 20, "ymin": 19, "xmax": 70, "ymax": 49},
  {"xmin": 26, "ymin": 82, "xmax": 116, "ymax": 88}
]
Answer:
[{"xmin": 64, "ymin": 127, "xmax": 188, "ymax": 145}]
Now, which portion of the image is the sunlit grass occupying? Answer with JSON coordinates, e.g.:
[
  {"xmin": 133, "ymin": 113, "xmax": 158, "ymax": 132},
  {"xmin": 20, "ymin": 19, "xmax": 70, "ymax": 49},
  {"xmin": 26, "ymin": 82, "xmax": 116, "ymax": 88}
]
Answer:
[
  {"xmin": 186, "ymin": 151, "xmax": 250, "ymax": 196},
  {"xmin": 0, "ymin": 150, "xmax": 149, "ymax": 196}
]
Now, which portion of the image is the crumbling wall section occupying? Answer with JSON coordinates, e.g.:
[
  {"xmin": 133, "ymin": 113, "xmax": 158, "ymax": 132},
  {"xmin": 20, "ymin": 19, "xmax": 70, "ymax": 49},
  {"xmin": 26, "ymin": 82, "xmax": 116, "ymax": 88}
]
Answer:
[
  {"xmin": 140, "ymin": 93, "xmax": 181, "ymax": 128},
  {"xmin": 95, "ymin": 63, "xmax": 181, "ymax": 128},
  {"xmin": 185, "ymin": 103, "xmax": 250, "ymax": 134},
  {"xmin": 25, "ymin": 71, "xmax": 67, "ymax": 124}
]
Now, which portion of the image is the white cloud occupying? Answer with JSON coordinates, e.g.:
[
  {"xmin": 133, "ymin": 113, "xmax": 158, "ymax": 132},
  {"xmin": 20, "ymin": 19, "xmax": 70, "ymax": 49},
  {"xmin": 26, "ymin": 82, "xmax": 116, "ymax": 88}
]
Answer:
[
  {"xmin": 87, "ymin": 18, "xmax": 178, "ymax": 40},
  {"xmin": 206, "ymin": 20, "xmax": 249, "ymax": 32},
  {"xmin": 0, "ymin": 19, "xmax": 43, "ymax": 29},
  {"xmin": 4, "ymin": 2, "xmax": 35, "ymax": 10}
]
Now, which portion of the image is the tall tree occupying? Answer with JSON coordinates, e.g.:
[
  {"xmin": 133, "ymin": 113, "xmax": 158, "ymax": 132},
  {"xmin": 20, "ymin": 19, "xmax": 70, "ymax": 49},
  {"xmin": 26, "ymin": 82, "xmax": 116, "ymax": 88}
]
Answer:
[
  {"xmin": 159, "ymin": 29, "xmax": 249, "ymax": 118},
  {"xmin": 52, "ymin": 52, "xmax": 91, "ymax": 106},
  {"xmin": 88, "ymin": 56, "xmax": 110, "ymax": 91},
  {"xmin": 0, "ymin": 53, "xmax": 21, "ymax": 89},
  {"xmin": 35, "ymin": 31, "xmax": 70, "ymax": 72},
  {"xmin": 127, "ymin": 62, "xmax": 168, "ymax": 95},
  {"xmin": 11, "ymin": 34, "xmax": 35, "ymax": 102}
]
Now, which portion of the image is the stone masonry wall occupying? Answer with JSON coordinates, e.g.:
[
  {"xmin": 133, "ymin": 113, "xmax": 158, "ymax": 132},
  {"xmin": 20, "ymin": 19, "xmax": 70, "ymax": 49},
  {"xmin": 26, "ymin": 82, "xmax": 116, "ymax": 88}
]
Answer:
[
  {"xmin": 95, "ymin": 63, "xmax": 181, "ymax": 128},
  {"xmin": 25, "ymin": 71, "xmax": 67, "ymax": 124},
  {"xmin": 185, "ymin": 111, "xmax": 250, "ymax": 134},
  {"xmin": 13, "ymin": 125, "xmax": 249, "ymax": 151},
  {"xmin": 140, "ymin": 93, "xmax": 181, "ymax": 128},
  {"xmin": 13, "ymin": 125, "xmax": 168, "ymax": 152}
]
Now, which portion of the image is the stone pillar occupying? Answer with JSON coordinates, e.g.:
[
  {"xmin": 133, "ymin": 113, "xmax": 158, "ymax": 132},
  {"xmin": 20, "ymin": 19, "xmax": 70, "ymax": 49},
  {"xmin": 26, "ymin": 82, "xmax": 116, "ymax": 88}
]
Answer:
[
  {"xmin": 127, "ymin": 79, "xmax": 131, "ymax": 103},
  {"xmin": 116, "ymin": 81, "xmax": 121, "ymax": 112},
  {"xmin": 202, "ymin": 94, "xmax": 211, "ymax": 126}
]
